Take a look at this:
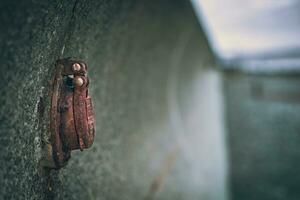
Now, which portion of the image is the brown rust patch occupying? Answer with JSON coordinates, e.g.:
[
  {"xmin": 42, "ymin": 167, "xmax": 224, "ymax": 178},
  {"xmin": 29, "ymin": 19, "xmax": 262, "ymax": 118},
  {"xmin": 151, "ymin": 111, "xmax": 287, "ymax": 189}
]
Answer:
[{"xmin": 145, "ymin": 144, "xmax": 181, "ymax": 199}]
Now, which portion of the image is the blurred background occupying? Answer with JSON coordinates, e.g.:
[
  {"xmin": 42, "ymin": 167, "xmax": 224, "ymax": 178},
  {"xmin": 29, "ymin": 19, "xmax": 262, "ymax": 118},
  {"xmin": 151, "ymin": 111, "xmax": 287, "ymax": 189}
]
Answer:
[
  {"xmin": 192, "ymin": 1, "xmax": 300, "ymax": 199},
  {"xmin": 0, "ymin": 0, "xmax": 299, "ymax": 199}
]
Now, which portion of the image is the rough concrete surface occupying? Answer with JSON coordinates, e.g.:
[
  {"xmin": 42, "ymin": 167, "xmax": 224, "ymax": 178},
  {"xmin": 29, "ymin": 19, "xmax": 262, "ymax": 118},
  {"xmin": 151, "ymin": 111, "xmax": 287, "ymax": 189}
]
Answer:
[{"xmin": 0, "ymin": 0, "xmax": 228, "ymax": 199}]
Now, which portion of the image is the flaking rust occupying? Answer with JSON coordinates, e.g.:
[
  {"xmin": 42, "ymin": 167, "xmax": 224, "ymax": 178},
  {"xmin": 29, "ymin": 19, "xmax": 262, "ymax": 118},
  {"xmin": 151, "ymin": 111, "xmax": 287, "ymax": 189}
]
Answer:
[{"xmin": 44, "ymin": 58, "xmax": 95, "ymax": 169}]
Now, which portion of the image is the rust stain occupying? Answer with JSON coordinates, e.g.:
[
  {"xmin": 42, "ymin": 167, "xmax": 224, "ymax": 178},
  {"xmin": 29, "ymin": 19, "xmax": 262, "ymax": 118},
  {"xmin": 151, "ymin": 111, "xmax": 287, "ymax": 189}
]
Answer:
[{"xmin": 145, "ymin": 144, "xmax": 181, "ymax": 200}]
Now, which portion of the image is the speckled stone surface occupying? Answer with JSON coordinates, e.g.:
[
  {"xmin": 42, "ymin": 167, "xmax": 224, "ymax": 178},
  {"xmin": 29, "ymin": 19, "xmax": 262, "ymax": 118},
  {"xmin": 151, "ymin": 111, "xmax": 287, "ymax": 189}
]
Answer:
[{"xmin": 0, "ymin": 0, "xmax": 227, "ymax": 199}]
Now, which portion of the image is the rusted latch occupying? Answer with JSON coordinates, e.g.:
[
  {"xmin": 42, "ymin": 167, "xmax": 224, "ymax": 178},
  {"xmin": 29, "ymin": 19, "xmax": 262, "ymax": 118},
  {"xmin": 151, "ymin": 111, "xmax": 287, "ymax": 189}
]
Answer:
[{"xmin": 48, "ymin": 58, "xmax": 95, "ymax": 169}]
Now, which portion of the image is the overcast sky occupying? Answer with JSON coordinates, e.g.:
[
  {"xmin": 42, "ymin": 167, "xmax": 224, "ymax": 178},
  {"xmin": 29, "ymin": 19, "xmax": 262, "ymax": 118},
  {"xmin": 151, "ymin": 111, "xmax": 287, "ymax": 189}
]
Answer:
[{"xmin": 191, "ymin": 0, "xmax": 300, "ymax": 59}]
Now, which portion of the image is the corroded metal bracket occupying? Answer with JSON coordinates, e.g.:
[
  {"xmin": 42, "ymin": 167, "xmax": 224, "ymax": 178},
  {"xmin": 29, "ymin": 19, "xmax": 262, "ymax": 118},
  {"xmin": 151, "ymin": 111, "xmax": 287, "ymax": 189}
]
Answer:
[{"xmin": 48, "ymin": 58, "xmax": 95, "ymax": 169}]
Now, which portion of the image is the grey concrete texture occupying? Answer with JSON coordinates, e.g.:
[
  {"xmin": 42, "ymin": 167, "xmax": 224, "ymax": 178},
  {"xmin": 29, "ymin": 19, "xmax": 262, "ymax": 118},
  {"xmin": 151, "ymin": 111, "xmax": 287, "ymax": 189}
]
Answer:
[
  {"xmin": 224, "ymin": 73, "xmax": 300, "ymax": 200},
  {"xmin": 0, "ymin": 0, "xmax": 228, "ymax": 199}
]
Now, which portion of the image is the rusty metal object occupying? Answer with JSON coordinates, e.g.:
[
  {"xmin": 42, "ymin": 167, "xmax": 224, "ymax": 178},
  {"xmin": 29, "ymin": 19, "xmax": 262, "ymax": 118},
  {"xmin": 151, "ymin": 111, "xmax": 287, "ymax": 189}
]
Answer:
[{"xmin": 49, "ymin": 58, "xmax": 95, "ymax": 169}]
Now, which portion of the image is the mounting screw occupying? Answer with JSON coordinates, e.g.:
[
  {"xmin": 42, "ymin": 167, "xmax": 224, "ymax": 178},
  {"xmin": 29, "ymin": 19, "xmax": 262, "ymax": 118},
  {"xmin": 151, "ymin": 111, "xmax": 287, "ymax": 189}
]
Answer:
[
  {"xmin": 74, "ymin": 77, "xmax": 84, "ymax": 86},
  {"xmin": 72, "ymin": 63, "xmax": 81, "ymax": 71}
]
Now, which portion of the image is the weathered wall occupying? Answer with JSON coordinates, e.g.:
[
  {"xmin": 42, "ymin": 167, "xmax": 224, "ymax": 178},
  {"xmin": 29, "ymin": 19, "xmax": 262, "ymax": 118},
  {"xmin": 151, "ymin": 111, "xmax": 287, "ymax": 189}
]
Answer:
[
  {"xmin": 224, "ymin": 72, "xmax": 300, "ymax": 200},
  {"xmin": 0, "ymin": 0, "xmax": 227, "ymax": 199}
]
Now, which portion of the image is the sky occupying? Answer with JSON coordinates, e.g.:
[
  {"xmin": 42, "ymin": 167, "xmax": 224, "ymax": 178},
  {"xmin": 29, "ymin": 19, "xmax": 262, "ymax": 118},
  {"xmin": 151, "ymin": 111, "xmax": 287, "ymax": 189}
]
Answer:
[{"xmin": 191, "ymin": 0, "xmax": 300, "ymax": 60}]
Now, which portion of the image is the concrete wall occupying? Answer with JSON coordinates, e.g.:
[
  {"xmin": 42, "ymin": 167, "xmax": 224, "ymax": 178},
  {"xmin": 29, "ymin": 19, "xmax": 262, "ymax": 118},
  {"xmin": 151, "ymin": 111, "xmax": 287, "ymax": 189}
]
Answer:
[
  {"xmin": 224, "ymin": 72, "xmax": 300, "ymax": 200},
  {"xmin": 0, "ymin": 0, "xmax": 228, "ymax": 199}
]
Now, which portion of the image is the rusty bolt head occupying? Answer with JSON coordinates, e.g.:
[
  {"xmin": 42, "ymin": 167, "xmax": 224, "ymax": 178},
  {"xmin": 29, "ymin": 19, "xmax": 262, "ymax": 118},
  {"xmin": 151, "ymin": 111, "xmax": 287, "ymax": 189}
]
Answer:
[
  {"xmin": 72, "ymin": 63, "xmax": 81, "ymax": 71},
  {"xmin": 74, "ymin": 77, "xmax": 84, "ymax": 86}
]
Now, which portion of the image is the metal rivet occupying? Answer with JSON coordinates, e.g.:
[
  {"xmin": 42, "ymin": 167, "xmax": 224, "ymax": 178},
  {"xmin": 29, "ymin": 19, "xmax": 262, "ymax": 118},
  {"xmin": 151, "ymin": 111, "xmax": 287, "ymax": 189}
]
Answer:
[
  {"xmin": 72, "ymin": 63, "xmax": 81, "ymax": 71},
  {"xmin": 74, "ymin": 77, "xmax": 84, "ymax": 86}
]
